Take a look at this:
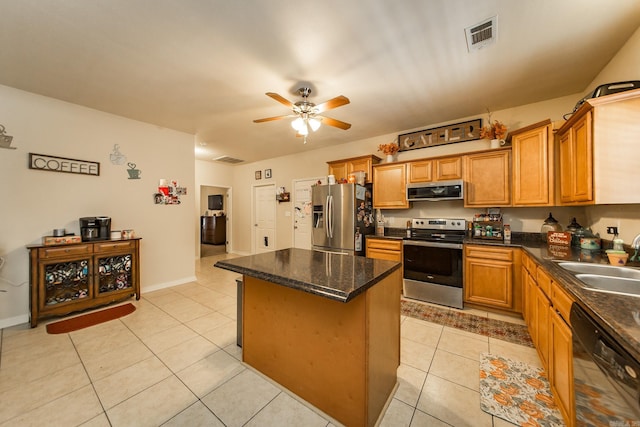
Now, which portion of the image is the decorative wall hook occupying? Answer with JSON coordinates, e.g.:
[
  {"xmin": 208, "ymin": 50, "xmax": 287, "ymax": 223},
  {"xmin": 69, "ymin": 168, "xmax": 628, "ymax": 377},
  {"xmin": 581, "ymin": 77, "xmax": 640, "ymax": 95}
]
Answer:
[
  {"xmin": 0, "ymin": 124, "xmax": 16, "ymax": 150},
  {"xmin": 127, "ymin": 162, "xmax": 141, "ymax": 179},
  {"xmin": 110, "ymin": 144, "xmax": 126, "ymax": 164}
]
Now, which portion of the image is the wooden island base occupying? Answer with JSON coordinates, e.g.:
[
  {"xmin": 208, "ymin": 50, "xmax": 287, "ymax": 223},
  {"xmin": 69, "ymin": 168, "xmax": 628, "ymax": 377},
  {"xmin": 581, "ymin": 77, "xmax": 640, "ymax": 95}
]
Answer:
[{"xmin": 242, "ymin": 269, "xmax": 401, "ymax": 427}]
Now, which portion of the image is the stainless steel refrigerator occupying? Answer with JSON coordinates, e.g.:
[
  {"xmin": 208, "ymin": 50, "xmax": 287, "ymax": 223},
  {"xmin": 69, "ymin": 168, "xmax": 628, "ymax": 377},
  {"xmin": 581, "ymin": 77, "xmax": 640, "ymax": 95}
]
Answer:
[{"xmin": 311, "ymin": 183, "xmax": 374, "ymax": 256}]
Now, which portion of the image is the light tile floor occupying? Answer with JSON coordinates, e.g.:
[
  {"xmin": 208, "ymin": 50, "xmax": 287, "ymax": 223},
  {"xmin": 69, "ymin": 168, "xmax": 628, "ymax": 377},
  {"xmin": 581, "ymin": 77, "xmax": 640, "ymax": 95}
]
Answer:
[{"xmin": 0, "ymin": 253, "xmax": 540, "ymax": 427}]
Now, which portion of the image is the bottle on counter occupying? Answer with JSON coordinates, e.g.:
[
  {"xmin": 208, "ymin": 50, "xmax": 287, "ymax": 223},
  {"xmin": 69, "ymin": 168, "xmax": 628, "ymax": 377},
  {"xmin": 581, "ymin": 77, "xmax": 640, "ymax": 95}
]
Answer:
[
  {"xmin": 376, "ymin": 209, "xmax": 385, "ymax": 236},
  {"xmin": 355, "ymin": 227, "xmax": 362, "ymax": 252},
  {"xmin": 406, "ymin": 220, "xmax": 412, "ymax": 238},
  {"xmin": 504, "ymin": 224, "xmax": 511, "ymax": 241}
]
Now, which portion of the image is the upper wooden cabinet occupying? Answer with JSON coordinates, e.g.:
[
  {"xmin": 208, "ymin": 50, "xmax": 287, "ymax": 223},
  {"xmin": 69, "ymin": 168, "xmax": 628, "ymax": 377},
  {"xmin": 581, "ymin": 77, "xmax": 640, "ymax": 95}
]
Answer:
[
  {"xmin": 327, "ymin": 155, "xmax": 381, "ymax": 184},
  {"xmin": 436, "ymin": 156, "xmax": 463, "ymax": 181},
  {"xmin": 463, "ymin": 149, "xmax": 511, "ymax": 207},
  {"xmin": 372, "ymin": 162, "xmax": 409, "ymax": 209},
  {"xmin": 511, "ymin": 119, "xmax": 555, "ymax": 206},
  {"xmin": 557, "ymin": 88, "xmax": 640, "ymax": 205},
  {"xmin": 408, "ymin": 156, "xmax": 462, "ymax": 183},
  {"xmin": 407, "ymin": 159, "xmax": 432, "ymax": 183},
  {"xmin": 558, "ymin": 111, "xmax": 593, "ymax": 204}
]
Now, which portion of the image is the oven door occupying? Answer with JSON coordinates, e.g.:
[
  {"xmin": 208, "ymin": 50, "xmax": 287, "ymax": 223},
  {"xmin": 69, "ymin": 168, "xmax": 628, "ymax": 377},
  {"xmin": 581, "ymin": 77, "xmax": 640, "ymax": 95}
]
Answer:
[{"xmin": 402, "ymin": 240, "xmax": 463, "ymax": 288}]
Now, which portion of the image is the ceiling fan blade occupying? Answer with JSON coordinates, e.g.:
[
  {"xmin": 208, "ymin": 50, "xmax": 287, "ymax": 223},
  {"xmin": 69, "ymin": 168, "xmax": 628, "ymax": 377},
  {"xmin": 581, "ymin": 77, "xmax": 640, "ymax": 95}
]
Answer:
[
  {"xmin": 253, "ymin": 115, "xmax": 291, "ymax": 123},
  {"xmin": 315, "ymin": 95, "xmax": 350, "ymax": 113},
  {"xmin": 320, "ymin": 116, "xmax": 352, "ymax": 130},
  {"xmin": 266, "ymin": 92, "xmax": 294, "ymax": 108}
]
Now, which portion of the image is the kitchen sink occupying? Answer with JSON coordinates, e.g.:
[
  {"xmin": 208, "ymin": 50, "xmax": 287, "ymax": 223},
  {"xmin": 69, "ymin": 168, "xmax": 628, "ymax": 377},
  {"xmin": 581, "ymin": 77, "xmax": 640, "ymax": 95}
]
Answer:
[
  {"xmin": 574, "ymin": 274, "xmax": 640, "ymax": 297},
  {"xmin": 556, "ymin": 262, "xmax": 640, "ymax": 280}
]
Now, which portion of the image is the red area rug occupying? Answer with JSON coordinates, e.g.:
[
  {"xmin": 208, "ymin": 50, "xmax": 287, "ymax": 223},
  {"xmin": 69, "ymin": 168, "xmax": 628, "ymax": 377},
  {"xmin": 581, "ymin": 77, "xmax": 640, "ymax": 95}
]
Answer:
[{"xmin": 46, "ymin": 303, "xmax": 136, "ymax": 334}]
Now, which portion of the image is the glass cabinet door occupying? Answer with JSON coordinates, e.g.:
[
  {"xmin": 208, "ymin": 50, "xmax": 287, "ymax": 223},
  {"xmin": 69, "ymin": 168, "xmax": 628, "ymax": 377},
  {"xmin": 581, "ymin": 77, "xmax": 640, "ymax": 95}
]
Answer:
[
  {"xmin": 41, "ymin": 258, "xmax": 91, "ymax": 309},
  {"xmin": 96, "ymin": 253, "xmax": 133, "ymax": 295}
]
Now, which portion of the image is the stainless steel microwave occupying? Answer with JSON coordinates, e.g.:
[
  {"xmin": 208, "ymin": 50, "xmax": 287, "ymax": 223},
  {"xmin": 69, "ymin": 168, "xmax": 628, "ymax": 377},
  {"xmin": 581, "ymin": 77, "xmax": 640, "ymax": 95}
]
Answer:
[{"xmin": 406, "ymin": 180, "xmax": 464, "ymax": 201}]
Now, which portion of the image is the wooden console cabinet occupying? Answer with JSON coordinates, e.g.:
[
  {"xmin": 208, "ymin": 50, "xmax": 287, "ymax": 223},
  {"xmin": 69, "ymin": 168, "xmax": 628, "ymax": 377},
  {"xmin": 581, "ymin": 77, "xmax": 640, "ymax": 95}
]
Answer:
[
  {"xmin": 201, "ymin": 215, "xmax": 226, "ymax": 244},
  {"xmin": 28, "ymin": 238, "xmax": 141, "ymax": 327}
]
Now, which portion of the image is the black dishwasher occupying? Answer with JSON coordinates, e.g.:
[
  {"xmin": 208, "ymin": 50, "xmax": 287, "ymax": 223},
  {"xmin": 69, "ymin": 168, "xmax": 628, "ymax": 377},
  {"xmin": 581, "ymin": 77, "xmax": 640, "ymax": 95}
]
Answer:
[{"xmin": 570, "ymin": 303, "xmax": 640, "ymax": 425}]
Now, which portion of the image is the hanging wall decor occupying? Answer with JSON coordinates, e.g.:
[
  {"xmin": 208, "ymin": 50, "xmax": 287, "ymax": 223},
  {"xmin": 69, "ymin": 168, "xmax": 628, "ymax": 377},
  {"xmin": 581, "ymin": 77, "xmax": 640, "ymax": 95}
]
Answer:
[
  {"xmin": 153, "ymin": 179, "xmax": 187, "ymax": 205},
  {"xmin": 109, "ymin": 144, "xmax": 127, "ymax": 165},
  {"xmin": 127, "ymin": 162, "xmax": 141, "ymax": 179},
  {"xmin": 0, "ymin": 124, "xmax": 16, "ymax": 150},
  {"xmin": 29, "ymin": 153, "xmax": 100, "ymax": 176},
  {"xmin": 397, "ymin": 118, "xmax": 482, "ymax": 152}
]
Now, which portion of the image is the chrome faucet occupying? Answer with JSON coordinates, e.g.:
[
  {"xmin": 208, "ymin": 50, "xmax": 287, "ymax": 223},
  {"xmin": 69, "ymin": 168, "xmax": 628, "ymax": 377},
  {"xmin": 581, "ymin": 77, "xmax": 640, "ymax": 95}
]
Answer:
[{"xmin": 631, "ymin": 233, "xmax": 640, "ymax": 262}]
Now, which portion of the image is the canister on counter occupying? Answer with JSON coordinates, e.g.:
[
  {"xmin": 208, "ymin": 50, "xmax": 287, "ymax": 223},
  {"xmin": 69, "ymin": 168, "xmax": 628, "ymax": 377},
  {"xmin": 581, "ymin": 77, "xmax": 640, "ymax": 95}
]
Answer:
[{"xmin": 504, "ymin": 224, "xmax": 511, "ymax": 241}]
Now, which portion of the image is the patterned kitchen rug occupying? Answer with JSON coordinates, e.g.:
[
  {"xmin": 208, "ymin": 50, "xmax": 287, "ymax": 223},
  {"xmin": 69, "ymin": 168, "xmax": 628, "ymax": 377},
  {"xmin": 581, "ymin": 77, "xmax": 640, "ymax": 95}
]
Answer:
[
  {"xmin": 401, "ymin": 299, "xmax": 533, "ymax": 347},
  {"xmin": 479, "ymin": 353, "xmax": 564, "ymax": 426}
]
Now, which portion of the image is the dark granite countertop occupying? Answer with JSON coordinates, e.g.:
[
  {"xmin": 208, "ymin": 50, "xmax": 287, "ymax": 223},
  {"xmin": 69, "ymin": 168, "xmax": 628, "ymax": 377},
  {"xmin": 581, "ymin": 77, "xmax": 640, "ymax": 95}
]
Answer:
[
  {"xmin": 469, "ymin": 236, "xmax": 640, "ymax": 362},
  {"xmin": 369, "ymin": 231, "xmax": 640, "ymax": 359},
  {"xmin": 214, "ymin": 248, "xmax": 401, "ymax": 303}
]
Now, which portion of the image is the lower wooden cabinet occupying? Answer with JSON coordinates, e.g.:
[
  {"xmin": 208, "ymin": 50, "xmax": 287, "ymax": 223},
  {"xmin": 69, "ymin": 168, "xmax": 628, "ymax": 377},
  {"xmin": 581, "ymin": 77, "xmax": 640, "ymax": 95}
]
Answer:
[
  {"xmin": 534, "ymin": 283, "xmax": 551, "ymax": 368},
  {"xmin": 366, "ymin": 238, "xmax": 402, "ymax": 262},
  {"xmin": 464, "ymin": 245, "xmax": 521, "ymax": 312},
  {"xmin": 28, "ymin": 239, "xmax": 141, "ymax": 327},
  {"xmin": 550, "ymin": 308, "xmax": 574, "ymax": 426},
  {"xmin": 522, "ymin": 250, "xmax": 575, "ymax": 427}
]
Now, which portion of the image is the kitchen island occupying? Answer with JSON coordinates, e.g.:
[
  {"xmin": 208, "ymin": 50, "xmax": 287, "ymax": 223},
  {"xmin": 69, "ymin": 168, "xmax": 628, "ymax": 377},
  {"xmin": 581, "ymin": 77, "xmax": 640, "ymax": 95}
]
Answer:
[{"xmin": 215, "ymin": 248, "xmax": 401, "ymax": 427}]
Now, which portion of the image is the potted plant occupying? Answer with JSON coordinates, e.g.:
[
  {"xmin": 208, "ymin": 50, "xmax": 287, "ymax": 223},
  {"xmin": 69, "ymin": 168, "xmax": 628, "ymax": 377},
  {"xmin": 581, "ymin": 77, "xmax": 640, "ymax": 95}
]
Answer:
[
  {"xmin": 479, "ymin": 111, "xmax": 507, "ymax": 148},
  {"xmin": 378, "ymin": 142, "xmax": 400, "ymax": 162}
]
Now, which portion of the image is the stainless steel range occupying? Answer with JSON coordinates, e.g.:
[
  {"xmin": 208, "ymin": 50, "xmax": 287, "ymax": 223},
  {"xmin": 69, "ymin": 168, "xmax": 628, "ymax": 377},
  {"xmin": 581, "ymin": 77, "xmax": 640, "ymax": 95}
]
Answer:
[{"xmin": 403, "ymin": 218, "xmax": 466, "ymax": 309}]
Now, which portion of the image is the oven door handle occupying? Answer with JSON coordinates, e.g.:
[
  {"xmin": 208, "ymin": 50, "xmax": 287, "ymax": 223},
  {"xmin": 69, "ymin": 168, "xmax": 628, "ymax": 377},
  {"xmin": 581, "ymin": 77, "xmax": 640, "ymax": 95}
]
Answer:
[{"xmin": 403, "ymin": 240, "xmax": 463, "ymax": 250}]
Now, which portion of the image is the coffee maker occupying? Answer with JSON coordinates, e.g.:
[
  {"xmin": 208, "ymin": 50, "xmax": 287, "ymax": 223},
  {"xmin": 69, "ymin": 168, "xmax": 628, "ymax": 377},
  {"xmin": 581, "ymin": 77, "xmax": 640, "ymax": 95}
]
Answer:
[{"xmin": 79, "ymin": 216, "xmax": 111, "ymax": 241}]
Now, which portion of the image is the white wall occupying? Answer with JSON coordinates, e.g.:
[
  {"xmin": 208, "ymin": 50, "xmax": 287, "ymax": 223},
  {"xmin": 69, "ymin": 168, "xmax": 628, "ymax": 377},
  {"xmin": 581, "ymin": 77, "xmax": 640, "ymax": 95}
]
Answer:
[
  {"xmin": 0, "ymin": 85, "xmax": 196, "ymax": 328},
  {"xmin": 214, "ymin": 26, "xmax": 640, "ymax": 251},
  {"xmin": 582, "ymin": 25, "xmax": 640, "ymax": 243},
  {"xmin": 222, "ymin": 91, "xmax": 582, "ymax": 253}
]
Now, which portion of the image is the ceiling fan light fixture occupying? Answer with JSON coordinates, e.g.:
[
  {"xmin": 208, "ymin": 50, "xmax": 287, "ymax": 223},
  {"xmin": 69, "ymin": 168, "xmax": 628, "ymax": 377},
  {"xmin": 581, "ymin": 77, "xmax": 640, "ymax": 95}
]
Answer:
[
  {"xmin": 308, "ymin": 117, "xmax": 321, "ymax": 132},
  {"xmin": 298, "ymin": 123, "xmax": 309, "ymax": 136},
  {"xmin": 291, "ymin": 117, "xmax": 304, "ymax": 131}
]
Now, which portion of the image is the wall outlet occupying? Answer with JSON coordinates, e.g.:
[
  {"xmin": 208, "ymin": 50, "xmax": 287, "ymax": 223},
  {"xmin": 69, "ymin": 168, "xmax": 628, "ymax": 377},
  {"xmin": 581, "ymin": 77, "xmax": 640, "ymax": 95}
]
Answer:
[{"xmin": 606, "ymin": 226, "xmax": 618, "ymax": 235}]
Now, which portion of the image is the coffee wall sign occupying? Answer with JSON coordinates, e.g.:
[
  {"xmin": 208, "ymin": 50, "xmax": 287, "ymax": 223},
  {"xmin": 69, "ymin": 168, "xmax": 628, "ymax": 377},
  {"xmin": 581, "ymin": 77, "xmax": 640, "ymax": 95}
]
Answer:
[{"xmin": 29, "ymin": 153, "xmax": 100, "ymax": 176}]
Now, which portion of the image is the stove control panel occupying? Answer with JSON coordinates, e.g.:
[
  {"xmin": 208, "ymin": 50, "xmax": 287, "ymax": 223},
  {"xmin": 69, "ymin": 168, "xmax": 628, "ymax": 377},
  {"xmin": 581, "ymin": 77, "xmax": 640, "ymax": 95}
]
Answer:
[{"xmin": 411, "ymin": 218, "xmax": 466, "ymax": 231}]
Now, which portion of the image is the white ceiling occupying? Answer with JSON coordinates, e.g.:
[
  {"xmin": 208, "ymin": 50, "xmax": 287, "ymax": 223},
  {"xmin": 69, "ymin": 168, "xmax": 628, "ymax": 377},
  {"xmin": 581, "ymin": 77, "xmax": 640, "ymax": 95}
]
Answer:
[{"xmin": 1, "ymin": 1, "xmax": 639, "ymax": 164}]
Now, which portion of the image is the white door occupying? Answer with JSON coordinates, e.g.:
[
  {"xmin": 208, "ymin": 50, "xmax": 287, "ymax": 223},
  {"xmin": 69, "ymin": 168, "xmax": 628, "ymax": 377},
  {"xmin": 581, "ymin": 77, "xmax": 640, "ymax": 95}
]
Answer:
[
  {"xmin": 293, "ymin": 177, "xmax": 325, "ymax": 249},
  {"xmin": 253, "ymin": 184, "xmax": 276, "ymax": 253}
]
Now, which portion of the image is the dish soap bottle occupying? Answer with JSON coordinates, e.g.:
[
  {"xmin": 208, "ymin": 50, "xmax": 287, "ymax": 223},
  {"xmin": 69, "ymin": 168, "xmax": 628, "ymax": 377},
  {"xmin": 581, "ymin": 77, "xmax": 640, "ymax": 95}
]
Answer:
[{"xmin": 541, "ymin": 212, "xmax": 562, "ymax": 242}]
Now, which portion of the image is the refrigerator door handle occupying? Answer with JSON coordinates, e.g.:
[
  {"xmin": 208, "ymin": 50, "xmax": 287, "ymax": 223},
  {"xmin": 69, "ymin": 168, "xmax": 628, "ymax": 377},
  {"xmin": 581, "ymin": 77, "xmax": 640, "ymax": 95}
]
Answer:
[{"xmin": 327, "ymin": 195, "xmax": 333, "ymax": 238}]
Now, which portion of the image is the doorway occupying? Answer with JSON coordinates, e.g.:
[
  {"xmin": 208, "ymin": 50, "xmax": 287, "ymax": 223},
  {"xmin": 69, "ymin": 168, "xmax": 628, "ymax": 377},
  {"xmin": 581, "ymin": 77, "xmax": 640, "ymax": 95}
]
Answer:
[
  {"xmin": 199, "ymin": 185, "xmax": 231, "ymax": 258},
  {"xmin": 253, "ymin": 183, "xmax": 276, "ymax": 253}
]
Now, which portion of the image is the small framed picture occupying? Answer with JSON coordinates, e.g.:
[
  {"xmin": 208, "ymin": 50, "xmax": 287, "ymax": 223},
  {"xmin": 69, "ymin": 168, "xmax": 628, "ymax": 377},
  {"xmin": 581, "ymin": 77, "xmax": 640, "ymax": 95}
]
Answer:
[
  {"xmin": 265, "ymin": 169, "xmax": 272, "ymax": 179},
  {"xmin": 255, "ymin": 170, "xmax": 262, "ymax": 180}
]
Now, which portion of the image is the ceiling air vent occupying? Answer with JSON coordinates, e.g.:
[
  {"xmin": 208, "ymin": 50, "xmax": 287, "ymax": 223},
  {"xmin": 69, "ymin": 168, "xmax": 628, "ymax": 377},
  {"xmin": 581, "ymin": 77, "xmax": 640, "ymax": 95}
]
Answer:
[
  {"xmin": 465, "ymin": 16, "xmax": 497, "ymax": 52},
  {"xmin": 214, "ymin": 155, "xmax": 244, "ymax": 164}
]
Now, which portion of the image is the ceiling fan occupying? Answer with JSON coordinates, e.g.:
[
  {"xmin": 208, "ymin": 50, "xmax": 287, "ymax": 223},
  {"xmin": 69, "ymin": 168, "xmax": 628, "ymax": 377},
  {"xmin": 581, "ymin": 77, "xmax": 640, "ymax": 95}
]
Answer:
[{"xmin": 253, "ymin": 87, "xmax": 351, "ymax": 142}]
